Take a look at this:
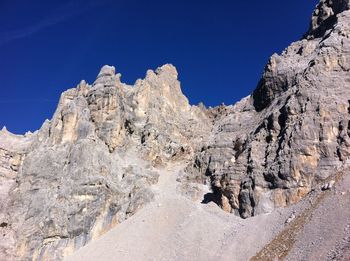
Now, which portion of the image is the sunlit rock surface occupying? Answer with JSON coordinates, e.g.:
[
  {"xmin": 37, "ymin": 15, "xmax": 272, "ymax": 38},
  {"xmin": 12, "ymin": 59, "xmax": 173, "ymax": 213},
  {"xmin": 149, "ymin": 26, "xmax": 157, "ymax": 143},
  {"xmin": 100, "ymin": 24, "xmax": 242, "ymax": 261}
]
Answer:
[{"xmin": 1, "ymin": 0, "xmax": 350, "ymax": 260}]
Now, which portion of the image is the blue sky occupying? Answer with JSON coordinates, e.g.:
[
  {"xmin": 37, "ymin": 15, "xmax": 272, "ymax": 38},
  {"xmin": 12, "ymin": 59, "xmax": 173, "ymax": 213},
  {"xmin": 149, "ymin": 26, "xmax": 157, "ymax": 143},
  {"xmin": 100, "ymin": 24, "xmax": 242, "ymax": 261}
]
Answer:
[{"xmin": 0, "ymin": 0, "xmax": 318, "ymax": 134}]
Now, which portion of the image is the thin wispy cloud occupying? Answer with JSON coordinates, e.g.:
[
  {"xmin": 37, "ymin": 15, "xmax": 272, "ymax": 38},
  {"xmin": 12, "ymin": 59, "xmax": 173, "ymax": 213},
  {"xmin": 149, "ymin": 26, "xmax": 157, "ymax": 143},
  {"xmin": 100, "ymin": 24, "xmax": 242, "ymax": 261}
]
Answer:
[
  {"xmin": 0, "ymin": 14, "xmax": 70, "ymax": 46},
  {"xmin": 0, "ymin": 0, "xmax": 111, "ymax": 47},
  {"xmin": 0, "ymin": 98, "xmax": 57, "ymax": 104}
]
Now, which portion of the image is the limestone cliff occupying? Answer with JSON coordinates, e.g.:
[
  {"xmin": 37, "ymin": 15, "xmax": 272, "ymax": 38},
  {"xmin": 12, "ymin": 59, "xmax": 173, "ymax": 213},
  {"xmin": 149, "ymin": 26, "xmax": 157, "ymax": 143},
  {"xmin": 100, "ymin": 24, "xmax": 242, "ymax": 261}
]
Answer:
[
  {"xmin": 1, "ymin": 0, "xmax": 350, "ymax": 260},
  {"xmin": 183, "ymin": 0, "xmax": 350, "ymax": 218},
  {"xmin": 0, "ymin": 64, "xmax": 210, "ymax": 260}
]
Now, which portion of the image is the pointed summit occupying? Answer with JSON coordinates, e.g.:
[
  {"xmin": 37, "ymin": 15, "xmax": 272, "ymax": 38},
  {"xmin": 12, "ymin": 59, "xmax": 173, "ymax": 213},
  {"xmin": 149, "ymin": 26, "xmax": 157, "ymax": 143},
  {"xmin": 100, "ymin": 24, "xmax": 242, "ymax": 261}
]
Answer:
[
  {"xmin": 97, "ymin": 65, "xmax": 116, "ymax": 78},
  {"xmin": 94, "ymin": 65, "xmax": 121, "ymax": 87},
  {"xmin": 307, "ymin": 0, "xmax": 350, "ymax": 38},
  {"xmin": 155, "ymin": 64, "xmax": 178, "ymax": 79}
]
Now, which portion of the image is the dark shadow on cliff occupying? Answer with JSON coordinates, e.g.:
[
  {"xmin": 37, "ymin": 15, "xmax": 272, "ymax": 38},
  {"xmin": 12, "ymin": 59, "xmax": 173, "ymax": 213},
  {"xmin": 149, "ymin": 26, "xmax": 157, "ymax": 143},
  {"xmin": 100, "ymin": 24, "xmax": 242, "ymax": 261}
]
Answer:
[{"xmin": 201, "ymin": 192, "xmax": 221, "ymax": 204}]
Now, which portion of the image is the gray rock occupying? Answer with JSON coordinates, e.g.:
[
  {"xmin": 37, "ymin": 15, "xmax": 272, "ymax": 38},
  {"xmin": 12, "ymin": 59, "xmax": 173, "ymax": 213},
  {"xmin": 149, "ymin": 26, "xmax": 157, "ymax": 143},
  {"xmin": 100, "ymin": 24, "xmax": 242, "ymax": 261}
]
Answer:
[
  {"xmin": 322, "ymin": 180, "xmax": 336, "ymax": 190},
  {"xmin": 307, "ymin": 0, "xmax": 350, "ymax": 38},
  {"xmin": 0, "ymin": 62, "xmax": 209, "ymax": 260},
  {"xmin": 285, "ymin": 212, "xmax": 296, "ymax": 224},
  {"xmin": 1, "ymin": 0, "xmax": 350, "ymax": 259},
  {"xmin": 182, "ymin": 3, "xmax": 350, "ymax": 218}
]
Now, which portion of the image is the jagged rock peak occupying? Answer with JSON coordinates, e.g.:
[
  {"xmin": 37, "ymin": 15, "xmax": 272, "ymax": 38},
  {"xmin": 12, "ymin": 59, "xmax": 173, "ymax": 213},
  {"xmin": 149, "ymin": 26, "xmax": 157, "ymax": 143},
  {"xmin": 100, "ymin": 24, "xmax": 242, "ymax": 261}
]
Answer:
[
  {"xmin": 155, "ymin": 63, "xmax": 178, "ymax": 78},
  {"xmin": 253, "ymin": 0, "xmax": 350, "ymax": 112},
  {"xmin": 2, "ymin": 0, "xmax": 350, "ymax": 259},
  {"xmin": 181, "ymin": 0, "xmax": 350, "ymax": 219},
  {"xmin": 307, "ymin": 0, "xmax": 350, "ymax": 38},
  {"xmin": 145, "ymin": 64, "xmax": 178, "ymax": 82},
  {"xmin": 97, "ymin": 65, "xmax": 116, "ymax": 78},
  {"xmin": 94, "ymin": 65, "xmax": 121, "ymax": 87}
]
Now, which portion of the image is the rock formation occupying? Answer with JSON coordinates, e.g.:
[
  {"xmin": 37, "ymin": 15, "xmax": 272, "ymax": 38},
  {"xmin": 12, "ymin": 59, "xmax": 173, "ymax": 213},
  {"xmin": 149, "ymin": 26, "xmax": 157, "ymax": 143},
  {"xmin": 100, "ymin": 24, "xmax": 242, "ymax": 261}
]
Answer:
[
  {"xmin": 0, "ymin": 0, "xmax": 349, "ymax": 260},
  {"xmin": 0, "ymin": 63, "xmax": 211, "ymax": 260},
  {"xmin": 182, "ymin": 0, "xmax": 350, "ymax": 218}
]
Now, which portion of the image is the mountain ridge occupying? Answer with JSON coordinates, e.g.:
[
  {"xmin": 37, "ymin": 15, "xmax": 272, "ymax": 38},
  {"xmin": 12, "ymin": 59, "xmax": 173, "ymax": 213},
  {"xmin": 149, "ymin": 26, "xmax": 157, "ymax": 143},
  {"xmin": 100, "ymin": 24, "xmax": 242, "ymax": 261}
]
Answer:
[{"xmin": 1, "ymin": 0, "xmax": 350, "ymax": 260}]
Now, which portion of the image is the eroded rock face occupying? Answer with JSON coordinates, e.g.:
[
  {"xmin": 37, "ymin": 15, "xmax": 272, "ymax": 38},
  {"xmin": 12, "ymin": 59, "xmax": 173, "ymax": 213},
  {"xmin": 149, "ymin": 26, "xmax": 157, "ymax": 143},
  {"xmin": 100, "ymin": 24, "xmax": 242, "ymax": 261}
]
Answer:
[
  {"xmin": 308, "ymin": 0, "xmax": 350, "ymax": 38},
  {"xmin": 1, "ymin": 0, "xmax": 350, "ymax": 260},
  {"xmin": 0, "ymin": 65, "xmax": 210, "ymax": 260},
  {"xmin": 0, "ymin": 131, "xmax": 25, "ymax": 259},
  {"xmin": 182, "ymin": 1, "xmax": 350, "ymax": 218}
]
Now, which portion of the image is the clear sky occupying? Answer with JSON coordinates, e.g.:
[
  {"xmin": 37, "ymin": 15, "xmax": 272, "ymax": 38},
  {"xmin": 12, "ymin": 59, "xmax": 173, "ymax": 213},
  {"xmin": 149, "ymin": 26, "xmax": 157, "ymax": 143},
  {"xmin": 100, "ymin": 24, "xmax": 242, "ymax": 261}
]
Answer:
[{"xmin": 0, "ymin": 0, "xmax": 319, "ymax": 134}]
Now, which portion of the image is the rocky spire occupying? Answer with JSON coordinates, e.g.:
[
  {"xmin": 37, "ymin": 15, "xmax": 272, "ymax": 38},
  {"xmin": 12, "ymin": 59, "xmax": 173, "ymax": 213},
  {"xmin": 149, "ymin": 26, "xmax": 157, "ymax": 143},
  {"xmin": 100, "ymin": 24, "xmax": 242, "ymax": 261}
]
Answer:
[
  {"xmin": 253, "ymin": 0, "xmax": 350, "ymax": 112},
  {"xmin": 184, "ymin": 0, "xmax": 350, "ymax": 218},
  {"xmin": 307, "ymin": 0, "xmax": 350, "ymax": 38},
  {"xmin": 93, "ymin": 65, "xmax": 121, "ymax": 87},
  {"xmin": 1, "ymin": 0, "xmax": 350, "ymax": 260}
]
